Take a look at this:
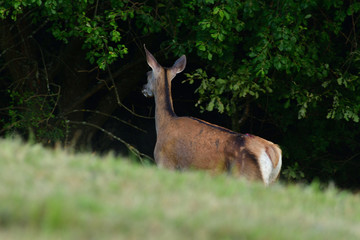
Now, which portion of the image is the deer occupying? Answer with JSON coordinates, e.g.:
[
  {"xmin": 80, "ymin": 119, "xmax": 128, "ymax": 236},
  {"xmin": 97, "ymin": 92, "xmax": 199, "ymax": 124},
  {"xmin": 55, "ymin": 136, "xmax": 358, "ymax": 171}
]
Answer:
[{"xmin": 142, "ymin": 45, "xmax": 282, "ymax": 185}]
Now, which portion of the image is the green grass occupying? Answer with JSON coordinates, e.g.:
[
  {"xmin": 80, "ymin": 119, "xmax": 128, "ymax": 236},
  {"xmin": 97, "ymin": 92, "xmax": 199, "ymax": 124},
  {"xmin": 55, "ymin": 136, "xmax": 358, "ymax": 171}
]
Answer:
[{"xmin": 0, "ymin": 138, "xmax": 359, "ymax": 240}]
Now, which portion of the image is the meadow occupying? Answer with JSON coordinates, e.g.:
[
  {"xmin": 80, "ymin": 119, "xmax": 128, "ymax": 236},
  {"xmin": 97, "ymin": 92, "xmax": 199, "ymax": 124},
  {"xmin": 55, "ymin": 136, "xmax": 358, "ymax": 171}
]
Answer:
[{"xmin": 0, "ymin": 138, "xmax": 359, "ymax": 240}]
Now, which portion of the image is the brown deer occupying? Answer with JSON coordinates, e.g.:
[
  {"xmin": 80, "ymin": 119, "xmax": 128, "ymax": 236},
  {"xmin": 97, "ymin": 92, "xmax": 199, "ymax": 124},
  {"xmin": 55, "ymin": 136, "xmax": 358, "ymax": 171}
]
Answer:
[{"xmin": 142, "ymin": 45, "xmax": 282, "ymax": 185}]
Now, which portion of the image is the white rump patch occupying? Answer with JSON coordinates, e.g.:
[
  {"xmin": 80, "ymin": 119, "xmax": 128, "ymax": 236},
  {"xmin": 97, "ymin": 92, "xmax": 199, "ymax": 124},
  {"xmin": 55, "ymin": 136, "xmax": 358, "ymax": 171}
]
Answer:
[{"xmin": 259, "ymin": 150, "xmax": 282, "ymax": 186}]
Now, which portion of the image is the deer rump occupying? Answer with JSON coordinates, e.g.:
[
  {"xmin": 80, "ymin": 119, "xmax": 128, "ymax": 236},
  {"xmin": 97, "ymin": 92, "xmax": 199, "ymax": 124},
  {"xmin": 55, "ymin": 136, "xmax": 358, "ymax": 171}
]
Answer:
[{"xmin": 154, "ymin": 116, "xmax": 282, "ymax": 185}]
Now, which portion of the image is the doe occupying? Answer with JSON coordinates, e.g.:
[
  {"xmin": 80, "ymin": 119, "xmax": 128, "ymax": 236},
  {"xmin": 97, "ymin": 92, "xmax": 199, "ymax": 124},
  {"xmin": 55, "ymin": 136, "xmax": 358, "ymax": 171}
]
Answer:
[{"xmin": 142, "ymin": 45, "xmax": 282, "ymax": 185}]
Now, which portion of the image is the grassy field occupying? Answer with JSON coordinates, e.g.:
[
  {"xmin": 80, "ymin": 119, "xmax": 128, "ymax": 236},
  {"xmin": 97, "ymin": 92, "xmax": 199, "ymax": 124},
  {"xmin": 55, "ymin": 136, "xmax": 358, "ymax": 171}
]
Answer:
[{"xmin": 0, "ymin": 138, "xmax": 359, "ymax": 240}]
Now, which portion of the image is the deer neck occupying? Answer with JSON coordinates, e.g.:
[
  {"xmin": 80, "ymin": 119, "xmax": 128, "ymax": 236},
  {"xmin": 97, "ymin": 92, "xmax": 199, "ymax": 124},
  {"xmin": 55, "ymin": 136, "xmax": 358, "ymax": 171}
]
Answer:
[{"xmin": 154, "ymin": 68, "xmax": 176, "ymax": 134}]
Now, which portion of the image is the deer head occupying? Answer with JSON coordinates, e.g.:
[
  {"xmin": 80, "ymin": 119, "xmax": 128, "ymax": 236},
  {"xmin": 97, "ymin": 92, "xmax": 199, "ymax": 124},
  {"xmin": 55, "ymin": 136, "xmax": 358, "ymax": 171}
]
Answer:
[{"xmin": 142, "ymin": 45, "xmax": 186, "ymax": 98}]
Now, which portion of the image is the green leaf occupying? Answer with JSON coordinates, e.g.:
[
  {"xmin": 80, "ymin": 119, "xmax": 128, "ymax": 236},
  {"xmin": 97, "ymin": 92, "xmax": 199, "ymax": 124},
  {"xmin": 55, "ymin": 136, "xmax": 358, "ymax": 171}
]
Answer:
[
  {"xmin": 217, "ymin": 101, "xmax": 224, "ymax": 113},
  {"xmin": 198, "ymin": 45, "xmax": 206, "ymax": 51},
  {"xmin": 337, "ymin": 77, "xmax": 343, "ymax": 85},
  {"xmin": 207, "ymin": 98, "xmax": 215, "ymax": 111},
  {"xmin": 223, "ymin": 11, "xmax": 230, "ymax": 20},
  {"xmin": 284, "ymin": 99, "xmax": 291, "ymax": 109}
]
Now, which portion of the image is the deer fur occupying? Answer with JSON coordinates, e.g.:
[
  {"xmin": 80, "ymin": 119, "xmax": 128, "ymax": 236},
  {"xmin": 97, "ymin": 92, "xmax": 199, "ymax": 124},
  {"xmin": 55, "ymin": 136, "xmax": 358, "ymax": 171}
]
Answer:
[{"xmin": 142, "ymin": 45, "xmax": 282, "ymax": 185}]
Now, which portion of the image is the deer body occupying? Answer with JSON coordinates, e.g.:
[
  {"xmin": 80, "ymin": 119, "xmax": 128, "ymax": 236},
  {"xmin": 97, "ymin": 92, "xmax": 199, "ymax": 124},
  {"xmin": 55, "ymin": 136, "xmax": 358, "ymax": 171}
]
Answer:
[{"xmin": 143, "ymin": 46, "xmax": 282, "ymax": 185}]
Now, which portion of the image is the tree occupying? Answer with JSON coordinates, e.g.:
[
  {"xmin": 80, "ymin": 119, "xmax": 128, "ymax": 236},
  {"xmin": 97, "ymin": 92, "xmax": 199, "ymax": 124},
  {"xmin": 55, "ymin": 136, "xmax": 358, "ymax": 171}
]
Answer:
[
  {"xmin": 172, "ymin": 0, "xmax": 360, "ymax": 187},
  {"xmin": 1, "ymin": 0, "xmax": 359, "ymax": 188},
  {"xmin": 0, "ymin": 0, "xmax": 150, "ymax": 150}
]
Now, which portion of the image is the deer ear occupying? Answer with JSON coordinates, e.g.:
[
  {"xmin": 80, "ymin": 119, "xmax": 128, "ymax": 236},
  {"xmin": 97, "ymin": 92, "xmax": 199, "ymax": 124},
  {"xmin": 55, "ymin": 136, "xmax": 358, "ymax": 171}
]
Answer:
[
  {"xmin": 171, "ymin": 55, "xmax": 186, "ymax": 74},
  {"xmin": 144, "ymin": 45, "xmax": 161, "ymax": 70}
]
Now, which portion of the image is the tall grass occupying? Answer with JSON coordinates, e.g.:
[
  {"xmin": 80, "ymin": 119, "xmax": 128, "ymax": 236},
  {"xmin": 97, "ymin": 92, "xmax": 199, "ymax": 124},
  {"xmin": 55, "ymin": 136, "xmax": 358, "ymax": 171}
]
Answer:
[{"xmin": 0, "ymin": 138, "xmax": 359, "ymax": 239}]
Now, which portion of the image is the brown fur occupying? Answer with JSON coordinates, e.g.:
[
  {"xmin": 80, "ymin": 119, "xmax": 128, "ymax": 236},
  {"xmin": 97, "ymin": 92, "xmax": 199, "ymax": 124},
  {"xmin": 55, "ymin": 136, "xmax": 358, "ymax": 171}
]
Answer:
[{"xmin": 143, "ymin": 46, "xmax": 282, "ymax": 185}]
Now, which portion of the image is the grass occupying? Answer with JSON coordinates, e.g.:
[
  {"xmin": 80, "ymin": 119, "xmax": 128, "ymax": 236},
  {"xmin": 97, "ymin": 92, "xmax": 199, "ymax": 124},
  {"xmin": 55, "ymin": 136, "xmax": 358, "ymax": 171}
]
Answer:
[{"xmin": 0, "ymin": 138, "xmax": 359, "ymax": 240}]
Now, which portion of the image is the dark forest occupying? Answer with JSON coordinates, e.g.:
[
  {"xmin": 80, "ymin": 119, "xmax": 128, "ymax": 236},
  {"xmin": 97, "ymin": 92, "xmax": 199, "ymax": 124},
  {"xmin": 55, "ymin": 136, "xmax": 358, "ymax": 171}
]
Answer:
[{"xmin": 1, "ymin": 0, "xmax": 359, "ymax": 189}]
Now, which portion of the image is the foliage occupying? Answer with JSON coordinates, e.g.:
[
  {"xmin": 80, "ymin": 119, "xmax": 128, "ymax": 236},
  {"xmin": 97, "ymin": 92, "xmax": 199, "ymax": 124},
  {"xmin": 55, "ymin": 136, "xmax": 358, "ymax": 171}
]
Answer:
[
  {"xmin": 282, "ymin": 162, "xmax": 305, "ymax": 182},
  {"xmin": 176, "ymin": 1, "xmax": 360, "ymax": 123},
  {"xmin": 1, "ymin": 138, "xmax": 360, "ymax": 239},
  {"xmin": 4, "ymin": 90, "xmax": 65, "ymax": 143},
  {"xmin": 160, "ymin": 0, "xmax": 360, "ymax": 186},
  {"xmin": 0, "ymin": 0, "xmax": 134, "ymax": 69},
  {"xmin": 1, "ymin": 0, "xmax": 360, "ymax": 188}
]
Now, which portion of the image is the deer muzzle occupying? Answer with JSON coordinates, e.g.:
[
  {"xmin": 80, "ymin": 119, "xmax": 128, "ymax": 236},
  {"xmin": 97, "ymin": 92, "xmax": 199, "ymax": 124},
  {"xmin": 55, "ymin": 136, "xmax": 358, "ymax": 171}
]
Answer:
[{"xmin": 142, "ymin": 84, "xmax": 153, "ymax": 97}]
